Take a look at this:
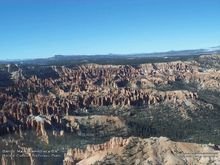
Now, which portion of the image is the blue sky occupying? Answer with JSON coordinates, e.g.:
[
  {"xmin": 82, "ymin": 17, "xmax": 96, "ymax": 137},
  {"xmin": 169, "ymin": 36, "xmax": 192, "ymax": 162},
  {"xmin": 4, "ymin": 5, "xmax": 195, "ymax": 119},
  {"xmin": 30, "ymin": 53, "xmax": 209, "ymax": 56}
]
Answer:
[{"xmin": 0, "ymin": 0, "xmax": 220, "ymax": 60}]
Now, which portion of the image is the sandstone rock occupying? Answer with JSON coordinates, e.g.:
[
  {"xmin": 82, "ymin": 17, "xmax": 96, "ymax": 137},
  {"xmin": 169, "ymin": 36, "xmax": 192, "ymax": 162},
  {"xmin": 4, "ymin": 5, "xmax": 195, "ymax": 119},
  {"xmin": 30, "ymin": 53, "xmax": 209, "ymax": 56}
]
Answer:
[{"xmin": 63, "ymin": 136, "xmax": 220, "ymax": 165}]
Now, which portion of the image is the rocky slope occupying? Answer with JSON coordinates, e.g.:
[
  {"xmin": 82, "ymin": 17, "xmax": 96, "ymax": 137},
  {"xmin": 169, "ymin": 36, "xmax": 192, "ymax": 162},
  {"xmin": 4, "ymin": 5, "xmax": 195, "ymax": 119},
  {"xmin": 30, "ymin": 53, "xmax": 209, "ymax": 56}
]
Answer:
[
  {"xmin": 63, "ymin": 136, "xmax": 220, "ymax": 165},
  {"xmin": 0, "ymin": 56, "xmax": 220, "ymax": 139}
]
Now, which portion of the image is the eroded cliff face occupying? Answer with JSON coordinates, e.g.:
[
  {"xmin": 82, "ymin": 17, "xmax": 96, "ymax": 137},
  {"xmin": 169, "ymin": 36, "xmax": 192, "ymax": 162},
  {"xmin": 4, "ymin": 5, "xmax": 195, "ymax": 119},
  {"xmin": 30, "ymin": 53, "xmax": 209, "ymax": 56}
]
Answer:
[
  {"xmin": 63, "ymin": 136, "xmax": 220, "ymax": 165},
  {"xmin": 0, "ymin": 58, "xmax": 219, "ymax": 139}
]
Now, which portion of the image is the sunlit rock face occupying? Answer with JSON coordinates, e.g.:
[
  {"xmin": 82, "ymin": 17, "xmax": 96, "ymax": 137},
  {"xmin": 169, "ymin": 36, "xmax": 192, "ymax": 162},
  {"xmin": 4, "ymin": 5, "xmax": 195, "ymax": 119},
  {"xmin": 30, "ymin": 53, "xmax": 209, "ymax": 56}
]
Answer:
[{"xmin": 63, "ymin": 136, "xmax": 220, "ymax": 165}]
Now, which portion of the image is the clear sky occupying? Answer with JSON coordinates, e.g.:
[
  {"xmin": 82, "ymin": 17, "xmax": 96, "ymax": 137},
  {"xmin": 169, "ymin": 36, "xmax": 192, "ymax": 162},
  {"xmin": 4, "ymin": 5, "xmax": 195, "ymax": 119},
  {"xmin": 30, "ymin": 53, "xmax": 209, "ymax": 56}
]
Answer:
[{"xmin": 0, "ymin": 0, "xmax": 220, "ymax": 60}]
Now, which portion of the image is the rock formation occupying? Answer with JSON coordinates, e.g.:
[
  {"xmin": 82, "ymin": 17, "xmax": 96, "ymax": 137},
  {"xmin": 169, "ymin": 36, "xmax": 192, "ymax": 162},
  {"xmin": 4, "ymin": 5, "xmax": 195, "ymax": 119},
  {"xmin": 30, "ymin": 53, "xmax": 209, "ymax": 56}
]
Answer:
[
  {"xmin": 0, "ymin": 55, "xmax": 220, "ymax": 164},
  {"xmin": 63, "ymin": 136, "xmax": 220, "ymax": 165},
  {"xmin": 0, "ymin": 57, "xmax": 219, "ymax": 138}
]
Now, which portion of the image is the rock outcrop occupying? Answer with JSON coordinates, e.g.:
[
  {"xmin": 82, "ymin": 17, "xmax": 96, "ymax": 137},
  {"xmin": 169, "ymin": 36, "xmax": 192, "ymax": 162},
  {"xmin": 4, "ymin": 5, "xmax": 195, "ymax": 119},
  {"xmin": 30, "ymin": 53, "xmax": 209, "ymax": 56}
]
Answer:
[{"xmin": 64, "ymin": 136, "xmax": 220, "ymax": 165}]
